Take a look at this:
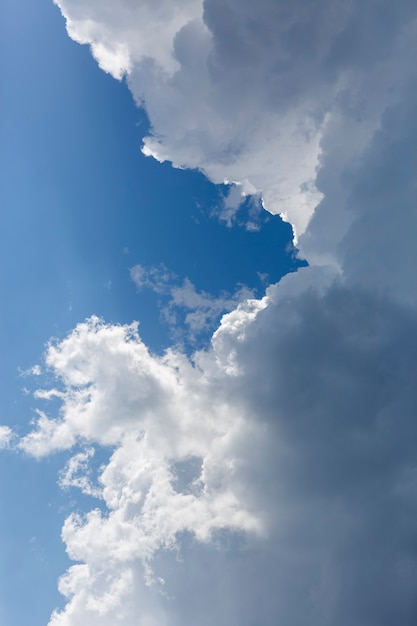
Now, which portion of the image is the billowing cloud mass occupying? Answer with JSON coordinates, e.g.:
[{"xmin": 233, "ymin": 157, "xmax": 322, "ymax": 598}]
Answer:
[
  {"xmin": 20, "ymin": 267, "xmax": 417, "ymax": 625},
  {"xmin": 15, "ymin": 1, "xmax": 417, "ymax": 625},
  {"xmin": 55, "ymin": 0, "xmax": 417, "ymax": 244}
]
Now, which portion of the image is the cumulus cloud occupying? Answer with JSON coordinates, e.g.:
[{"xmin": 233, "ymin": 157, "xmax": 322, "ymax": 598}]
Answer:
[
  {"xmin": 0, "ymin": 425, "xmax": 13, "ymax": 449},
  {"xmin": 14, "ymin": 1, "xmax": 417, "ymax": 624},
  {"xmin": 54, "ymin": 0, "xmax": 417, "ymax": 244},
  {"xmin": 20, "ymin": 264, "xmax": 417, "ymax": 625},
  {"xmin": 20, "ymin": 314, "xmax": 263, "ymax": 624}
]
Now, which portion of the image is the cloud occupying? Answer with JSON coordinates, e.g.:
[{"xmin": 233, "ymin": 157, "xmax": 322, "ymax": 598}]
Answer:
[
  {"xmin": 58, "ymin": 447, "xmax": 102, "ymax": 498},
  {"xmin": 13, "ymin": 1, "xmax": 417, "ymax": 624},
  {"xmin": 19, "ymin": 264, "xmax": 417, "ymax": 625},
  {"xmin": 214, "ymin": 184, "xmax": 265, "ymax": 230},
  {"xmin": 54, "ymin": 0, "xmax": 417, "ymax": 244},
  {"xmin": 0, "ymin": 425, "xmax": 13, "ymax": 449},
  {"xmin": 130, "ymin": 263, "xmax": 254, "ymax": 341},
  {"xmin": 18, "ymin": 364, "xmax": 42, "ymax": 377},
  {"xmin": 20, "ymin": 314, "xmax": 262, "ymax": 624}
]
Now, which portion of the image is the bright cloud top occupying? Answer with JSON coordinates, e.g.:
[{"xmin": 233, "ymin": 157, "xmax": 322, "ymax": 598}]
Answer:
[{"xmin": 54, "ymin": 0, "xmax": 417, "ymax": 243}]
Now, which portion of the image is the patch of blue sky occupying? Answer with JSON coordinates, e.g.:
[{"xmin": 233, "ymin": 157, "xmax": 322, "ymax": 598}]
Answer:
[{"xmin": 0, "ymin": 447, "xmax": 71, "ymax": 626}]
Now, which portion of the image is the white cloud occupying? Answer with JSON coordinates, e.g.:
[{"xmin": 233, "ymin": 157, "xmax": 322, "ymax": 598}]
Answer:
[
  {"xmin": 54, "ymin": 0, "xmax": 417, "ymax": 246},
  {"xmin": 214, "ymin": 183, "xmax": 263, "ymax": 230},
  {"xmin": 54, "ymin": 0, "xmax": 202, "ymax": 79},
  {"xmin": 19, "ymin": 264, "xmax": 417, "ymax": 625},
  {"xmin": 130, "ymin": 263, "xmax": 255, "ymax": 340},
  {"xmin": 18, "ymin": 364, "xmax": 42, "ymax": 377},
  {"xmin": 20, "ymin": 314, "xmax": 263, "ymax": 624},
  {"xmin": 0, "ymin": 425, "xmax": 13, "ymax": 449}
]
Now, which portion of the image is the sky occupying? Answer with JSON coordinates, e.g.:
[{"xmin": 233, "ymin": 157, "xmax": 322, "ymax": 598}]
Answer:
[{"xmin": 1, "ymin": 1, "xmax": 417, "ymax": 625}]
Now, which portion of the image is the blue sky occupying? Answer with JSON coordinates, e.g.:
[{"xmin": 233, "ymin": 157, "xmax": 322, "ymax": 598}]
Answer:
[{"xmin": 2, "ymin": 1, "xmax": 417, "ymax": 625}]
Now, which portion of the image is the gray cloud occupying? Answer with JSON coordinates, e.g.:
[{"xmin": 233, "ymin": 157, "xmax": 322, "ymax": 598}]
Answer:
[
  {"xmin": 17, "ymin": 265, "xmax": 417, "ymax": 625},
  {"xmin": 156, "ymin": 275, "xmax": 417, "ymax": 626},
  {"xmin": 54, "ymin": 0, "xmax": 417, "ymax": 245}
]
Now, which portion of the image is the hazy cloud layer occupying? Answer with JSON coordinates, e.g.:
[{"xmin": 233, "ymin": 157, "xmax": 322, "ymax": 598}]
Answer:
[{"xmin": 14, "ymin": 1, "xmax": 417, "ymax": 624}]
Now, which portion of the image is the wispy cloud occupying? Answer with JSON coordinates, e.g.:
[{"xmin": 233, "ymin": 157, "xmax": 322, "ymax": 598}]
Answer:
[
  {"xmin": 0, "ymin": 425, "xmax": 13, "ymax": 450},
  {"xmin": 130, "ymin": 264, "xmax": 255, "ymax": 342}
]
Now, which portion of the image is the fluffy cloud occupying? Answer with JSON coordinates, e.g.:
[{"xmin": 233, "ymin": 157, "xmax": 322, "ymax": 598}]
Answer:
[
  {"xmin": 20, "ymin": 263, "xmax": 417, "ymax": 625},
  {"xmin": 15, "ymin": 1, "xmax": 417, "ymax": 624},
  {"xmin": 54, "ymin": 0, "xmax": 417, "ymax": 242},
  {"xmin": 0, "ymin": 425, "xmax": 13, "ymax": 449},
  {"xmin": 21, "ymin": 313, "xmax": 263, "ymax": 624}
]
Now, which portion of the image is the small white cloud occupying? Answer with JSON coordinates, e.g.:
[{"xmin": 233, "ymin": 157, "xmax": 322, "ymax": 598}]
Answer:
[
  {"xmin": 18, "ymin": 364, "xmax": 42, "ymax": 377},
  {"xmin": 0, "ymin": 425, "xmax": 13, "ymax": 449},
  {"xmin": 130, "ymin": 264, "xmax": 255, "ymax": 340},
  {"xmin": 214, "ymin": 182, "xmax": 258, "ymax": 228},
  {"xmin": 130, "ymin": 264, "xmax": 175, "ymax": 293}
]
